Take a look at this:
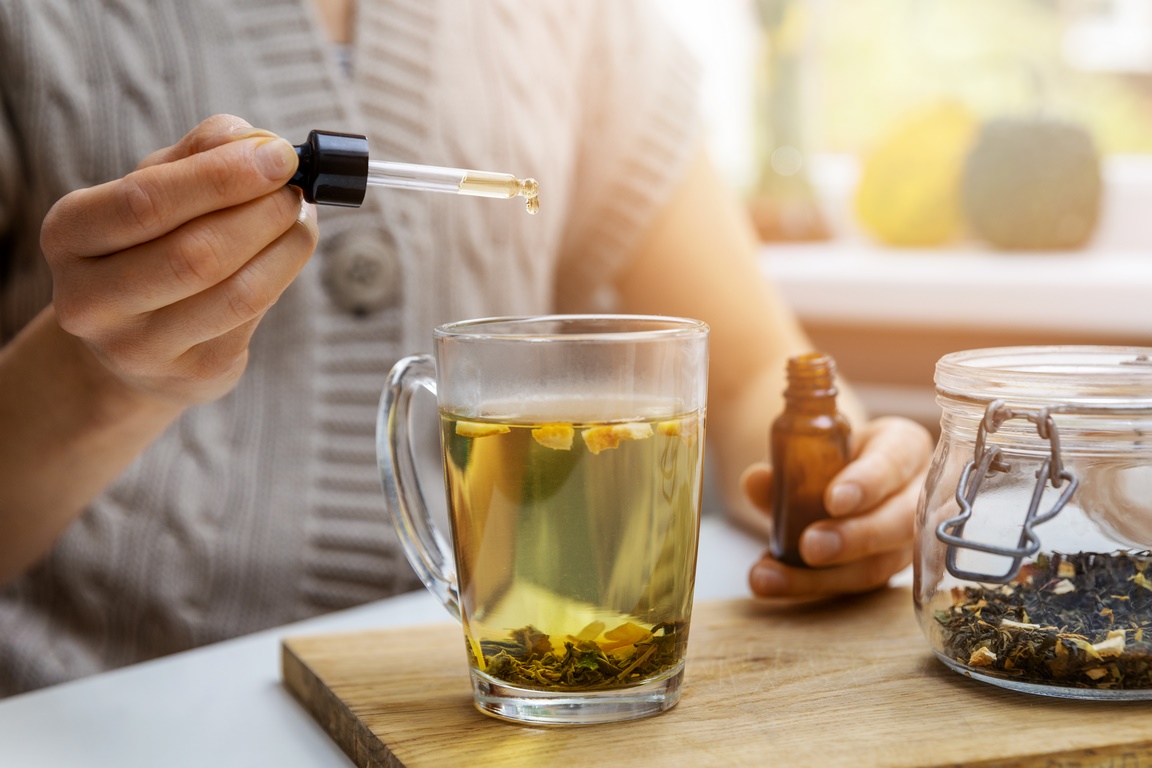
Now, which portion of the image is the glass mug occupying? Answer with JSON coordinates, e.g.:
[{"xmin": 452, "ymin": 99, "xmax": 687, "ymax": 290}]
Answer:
[{"xmin": 376, "ymin": 315, "xmax": 709, "ymax": 724}]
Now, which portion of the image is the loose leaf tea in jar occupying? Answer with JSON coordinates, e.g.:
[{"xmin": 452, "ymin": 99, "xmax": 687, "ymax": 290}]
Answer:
[
  {"xmin": 935, "ymin": 551, "xmax": 1152, "ymax": 691},
  {"xmin": 915, "ymin": 347, "xmax": 1152, "ymax": 700}
]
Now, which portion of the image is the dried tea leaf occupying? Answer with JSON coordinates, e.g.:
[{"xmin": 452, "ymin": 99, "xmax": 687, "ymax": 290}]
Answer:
[
  {"xmin": 1062, "ymin": 635, "xmax": 1102, "ymax": 660},
  {"xmin": 657, "ymin": 417, "xmax": 699, "ymax": 445},
  {"xmin": 581, "ymin": 423, "xmax": 654, "ymax": 455},
  {"xmin": 575, "ymin": 620, "xmax": 605, "ymax": 642},
  {"xmin": 963, "ymin": 599, "xmax": 988, "ymax": 613},
  {"xmin": 467, "ymin": 635, "xmax": 487, "ymax": 672},
  {"xmin": 455, "ymin": 421, "xmax": 511, "ymax": 438},
  {"xmin": 1093, "ymin": 630, "xmax": 1127, "ymax": 659},
  {"xmin": 969, "ymin": 646, "xmax": 997, "ymax": 667},
  {"xmin": 604, "ymin": 622, "xmax": 651, "ymax": 643},
  {"xmin": 600, "ymin": 621, "xmax": 652, "ymax": 652},
  {"xmin": 532, "ymin": 424, "xmax": 574, "ymax": 450},
  {"xmin": 509, "ymin": 625, "xmax": 554, "ymax": 658},
  {"xmin": 1000, "ymin": 618, "xmax": 1041, "ymax": 630}
]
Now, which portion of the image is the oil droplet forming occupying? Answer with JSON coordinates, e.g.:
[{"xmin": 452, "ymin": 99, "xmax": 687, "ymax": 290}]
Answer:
[{"xmin": 518, "ymin": 177, "xmax": 540, "ymax": 215}]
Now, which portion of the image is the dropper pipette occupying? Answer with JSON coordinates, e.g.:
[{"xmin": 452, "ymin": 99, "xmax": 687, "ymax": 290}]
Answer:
[
  {"xmin": 290, "ymin": 129, "xmax": 539, "ymax": 213},
  {"xmin": 367, "ymin": 160, "xmax": 540, "ymax": 213}
]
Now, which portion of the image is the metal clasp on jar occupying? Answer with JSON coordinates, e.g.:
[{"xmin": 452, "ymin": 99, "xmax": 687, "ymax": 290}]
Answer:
[{"xmin": 936, "ymin": 400, "xmax": 1080, "ymax": 583}]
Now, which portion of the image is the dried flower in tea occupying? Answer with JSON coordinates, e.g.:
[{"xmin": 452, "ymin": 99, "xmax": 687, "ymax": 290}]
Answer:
[
  {"xmin": 473, "ymin": 621, "xmax": 687, "ymax": 690},
  {"xmin": 936, "ymin": 551, "xmax": 1152, "ymax": 690}
]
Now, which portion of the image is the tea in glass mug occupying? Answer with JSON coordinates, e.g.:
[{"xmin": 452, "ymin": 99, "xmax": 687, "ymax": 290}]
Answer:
[{"xmin": 377, "ymin": 315, "xmax": 708, "ymax": 725}]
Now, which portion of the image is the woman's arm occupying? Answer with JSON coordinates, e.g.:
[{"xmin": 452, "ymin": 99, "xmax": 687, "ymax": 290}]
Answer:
[
  {"xmin": 0, "ymin": 115, "xmax": 318, "ymax": 585},
  {"xmin": 612, "ymin": 144, "xmax": 931, "ymax": 597},
  {"xmin": 611, "ymin": 145, "xmax": 838, "ymax": 527},
  {"xmin": 0, "ymin": 308, "xmax": 185, "ymax": 582}
]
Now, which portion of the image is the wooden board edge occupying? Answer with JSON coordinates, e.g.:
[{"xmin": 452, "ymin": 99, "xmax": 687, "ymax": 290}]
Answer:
[
  {"xmin": 281, "ymin": 638, "xmax": 403, "ymax": 768},
  {"xmin": 951, "ymin": 741, "xmax": 1152, "ymax": 768}
]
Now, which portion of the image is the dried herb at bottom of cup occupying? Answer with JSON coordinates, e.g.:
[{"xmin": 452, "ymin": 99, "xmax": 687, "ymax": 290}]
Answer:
[{"xmin": 472, "ymin": 621, "xmax": 687, "ymax": 691}]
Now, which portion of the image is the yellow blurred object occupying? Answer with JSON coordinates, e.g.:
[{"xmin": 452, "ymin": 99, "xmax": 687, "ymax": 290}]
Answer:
[{"xmin": 855, "ymin": 102, "xmax": 978, "ymax": 247}]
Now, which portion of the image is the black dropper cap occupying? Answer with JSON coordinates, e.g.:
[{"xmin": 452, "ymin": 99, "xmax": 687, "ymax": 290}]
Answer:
[{"xmin": 289, "ymin": 129, "xmax": 369, "ymax": 207}]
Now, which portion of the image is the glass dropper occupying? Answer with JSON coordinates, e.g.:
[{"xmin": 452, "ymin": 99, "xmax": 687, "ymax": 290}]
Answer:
[
  {"xmin": 367, "ymin": 161, "xmax": 539, "ymax": 214},
  {"xmin": 290, "ymin": 129, "xmax": 539, "ymax": 214}
]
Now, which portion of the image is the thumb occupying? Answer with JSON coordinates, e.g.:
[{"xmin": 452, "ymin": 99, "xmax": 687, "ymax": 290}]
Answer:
[
  {"xmin": 136, "ymin": 114, "xmax": 279, "ymax": 170},
  {"xmin": 740, "ymin": 461, "xmax": 775, "ymax": 514}
]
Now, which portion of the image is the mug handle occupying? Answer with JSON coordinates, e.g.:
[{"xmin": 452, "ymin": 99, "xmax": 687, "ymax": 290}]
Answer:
[{"xmin": 376, "ymin": 354, "xmax": 460, "ymax": 620}]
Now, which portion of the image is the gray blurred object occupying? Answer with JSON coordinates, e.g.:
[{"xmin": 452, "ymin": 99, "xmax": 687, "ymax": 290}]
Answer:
[
  {"xmin": 749, "ymin": 0, "xmax": 830, "ymax": 242},
  {"xmin": 962, "ymin": 117, "xmax": 1103, "ymax": 250}
]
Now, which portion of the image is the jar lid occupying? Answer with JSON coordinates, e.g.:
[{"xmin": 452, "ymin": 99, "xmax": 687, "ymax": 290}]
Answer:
[{"xmin": 936, "ymin": 346, "xmax": 1152, "ymax": 411}]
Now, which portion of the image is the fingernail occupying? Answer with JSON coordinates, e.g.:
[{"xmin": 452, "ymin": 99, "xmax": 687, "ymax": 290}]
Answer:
[
  {"xmin": 802, "ymin": 528, "xmax": 842, "ymax": 565},
  {"xmin": 255, "ymin": 137, "xmax": 296, "ymax": 180},
  {"xmin": 297, "ymin": 198, "xmax": 314, "ymax": 224},
  {"xmin": 232, "ymin": 123, "xmax": 274, "ymax": 139},
  {"xmin": 828, "ymin": 483, "xmax": 862, "ymax": 515},
  {"xmin": 750, "ymin": 565, "xmax": 788, "ymax": 596}
]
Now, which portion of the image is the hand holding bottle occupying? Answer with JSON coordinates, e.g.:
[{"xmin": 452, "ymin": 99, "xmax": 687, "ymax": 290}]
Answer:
[
  {"xmin": 744, "ymin": 411, "xmax": 932, "ymax": 598},
  {"xmin": 767, "ymin": 353, "xmax": 852, "ymax": 567}
]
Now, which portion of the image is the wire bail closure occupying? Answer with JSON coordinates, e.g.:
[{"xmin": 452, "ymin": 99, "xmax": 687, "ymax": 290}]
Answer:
[{"xmin": 936, "ymin": 400, "xmax": 1079, "ymax": 583}]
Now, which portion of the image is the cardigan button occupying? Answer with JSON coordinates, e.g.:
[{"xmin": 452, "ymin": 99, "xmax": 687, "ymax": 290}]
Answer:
[{"xmin": 322, "ymin": 229, "xmax": 400, "ymax": 315}]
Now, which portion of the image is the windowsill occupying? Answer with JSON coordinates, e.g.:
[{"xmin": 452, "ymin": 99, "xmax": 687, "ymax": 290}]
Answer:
[
  {"xmin": 758, "ymin": 239, "xmax": 1152, "ymax": 338},
  {"xmin": 757, "ymin": 237, "xmax": 1152, "ymax": 432},
  {"xmin": 759, "ymin": 153, "xmax": 1152, "ymax": 340}
]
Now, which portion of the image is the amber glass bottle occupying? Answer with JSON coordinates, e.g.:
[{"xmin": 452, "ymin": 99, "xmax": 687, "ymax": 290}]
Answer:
[{"xmin": 770, "ymin": 353, "xmax": 852, "ymax": 567}]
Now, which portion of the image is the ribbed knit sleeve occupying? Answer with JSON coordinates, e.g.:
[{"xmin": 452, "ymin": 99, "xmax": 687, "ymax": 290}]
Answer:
[
  {"xmin": 0, "ymin": 103, "xmax": 17, "ymax": 285},
  {"xmin": 0, "ymin": 3, "xmax": 21, "ymax": 236},
  {"xmin": 0, "ymin": 0, "xmax": 264, "ymax": 342},
  {"xmin": 0, "ymin": 90, "xmax": 15, "ymax": 240},
  {"xmin": 555, "ymin": 0, "xmax": 704, "ymax": 310},
  {"xmin": 0, "ymin": 1, "xmax": 45, "ymax": 342}
]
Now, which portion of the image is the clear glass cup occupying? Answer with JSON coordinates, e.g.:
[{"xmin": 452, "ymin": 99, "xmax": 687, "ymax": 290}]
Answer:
[
  {"xmin": 377, "ymin": 315, "xmax": 709, "ymax": 724},
  {"xmin": 915, "ymin": 346, "xmax": 1152, "ymax": 700}
]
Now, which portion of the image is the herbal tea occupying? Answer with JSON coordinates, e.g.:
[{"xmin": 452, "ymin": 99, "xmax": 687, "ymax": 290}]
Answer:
[
  {"xmin": 441, "ymin": 406, "xmax": 704, "ymax": 692},
  {"xmin": 932, "ymin": 551, "xmax": 1152, "ymax": 692}
]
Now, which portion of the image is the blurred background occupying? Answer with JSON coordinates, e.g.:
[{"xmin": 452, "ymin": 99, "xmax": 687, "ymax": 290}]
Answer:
[{"xmin": 659, "ymin": 0, "xmax": 1152, "ymax": 435}]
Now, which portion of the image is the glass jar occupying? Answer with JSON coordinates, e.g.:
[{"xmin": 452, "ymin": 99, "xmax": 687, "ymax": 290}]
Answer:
[{"xmin": 915, "ymin": 346, "xmax": 1152, "ymax": 700}]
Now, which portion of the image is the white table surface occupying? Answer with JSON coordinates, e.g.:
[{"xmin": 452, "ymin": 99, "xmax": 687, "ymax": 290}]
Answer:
[{"xmin": 0, "ymin": 515, "xmax": 831, "ymax": 768}]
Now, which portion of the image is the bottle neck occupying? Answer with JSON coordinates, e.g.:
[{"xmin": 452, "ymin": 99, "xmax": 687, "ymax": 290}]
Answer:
[{"xmin": 783, "ymin": 353, "xmax": 840, "ymax": 412}]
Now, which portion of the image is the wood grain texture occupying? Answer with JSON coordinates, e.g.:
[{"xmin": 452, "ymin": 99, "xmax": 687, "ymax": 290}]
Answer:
[{"xmin": 281, "ymin": 588, "xmax": 1152, "ymax": 768}]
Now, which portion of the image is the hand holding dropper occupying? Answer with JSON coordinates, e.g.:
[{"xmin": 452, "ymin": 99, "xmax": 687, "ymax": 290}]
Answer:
[{"xmin": 290, "ymin": 129, "xmax": 539, "ymax": 213}]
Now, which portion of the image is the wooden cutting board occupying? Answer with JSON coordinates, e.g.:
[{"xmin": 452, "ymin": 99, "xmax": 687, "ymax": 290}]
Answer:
[{"xmin": 281, "ymin": 587, "xmax": 1152, "ymax": 768}]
